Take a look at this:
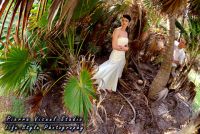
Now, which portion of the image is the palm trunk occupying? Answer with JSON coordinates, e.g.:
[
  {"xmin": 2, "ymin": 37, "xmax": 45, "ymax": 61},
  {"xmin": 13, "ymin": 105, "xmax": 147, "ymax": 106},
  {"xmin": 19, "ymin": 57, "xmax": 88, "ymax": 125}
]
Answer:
[{"xmin": 148, "ymin": 15, "xmax": 175, "ymax": 100}]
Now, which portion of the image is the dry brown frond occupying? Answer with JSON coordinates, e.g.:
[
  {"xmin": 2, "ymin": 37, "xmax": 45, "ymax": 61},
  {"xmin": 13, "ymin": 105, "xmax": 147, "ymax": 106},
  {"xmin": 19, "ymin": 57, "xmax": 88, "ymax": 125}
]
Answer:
[
  {"xmin": 189, "ymin": 0, "xmax": 200, "ymax": 17},
  {"xmin": 151, "ymin": 0, "xmax": 187, "ymax": 15}
]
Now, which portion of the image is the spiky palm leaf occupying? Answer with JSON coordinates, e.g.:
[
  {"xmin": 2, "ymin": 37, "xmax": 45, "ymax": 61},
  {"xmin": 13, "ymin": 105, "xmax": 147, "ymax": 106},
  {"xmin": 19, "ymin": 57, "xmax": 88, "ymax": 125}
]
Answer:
[
  {"xmin": 0, "ymin": 47, "xmax": 40, "ymax": 95},
  {"xmin": 25, "ymin": 91, "xmax": 44, "ymax": 116},
  {"xmin": 18, "ymin": 62, "xmax": 40, "ymax": 95},
  {"xmin": 25, "ymin": 72, "xmax": 54, "ymax": 116},
  {"xmin": 64, "ymin": 55, "xmax": 97, "ymax": 122}
]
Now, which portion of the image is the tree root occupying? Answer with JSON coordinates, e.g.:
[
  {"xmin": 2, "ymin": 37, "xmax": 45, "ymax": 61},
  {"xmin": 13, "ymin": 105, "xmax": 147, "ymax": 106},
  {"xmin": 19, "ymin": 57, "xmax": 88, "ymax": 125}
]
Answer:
[
  {"xmin": 131, "ymin": 92, "xmax": 153, "ymax": 123},
  {"xmin": 111, "ymin": 105, "xmax": 124, "ymax": 134},
  {"xmin": 118, "ymin": 91, "xmax": 136, "ymax": 125},
  {"xmin": 97, "ymin": 90, "xmax": 108, "ymax": 123},
  {"xmin": 87, "ymin": 90, "xmax": 108, "ymax": 132}
]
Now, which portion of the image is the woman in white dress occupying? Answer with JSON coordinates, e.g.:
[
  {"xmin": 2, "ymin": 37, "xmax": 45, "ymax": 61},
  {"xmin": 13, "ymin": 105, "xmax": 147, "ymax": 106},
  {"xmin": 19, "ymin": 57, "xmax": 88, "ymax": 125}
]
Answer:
[{"xmin": 92, "ymin": 14, "xmax": 131, "ymax": 92}]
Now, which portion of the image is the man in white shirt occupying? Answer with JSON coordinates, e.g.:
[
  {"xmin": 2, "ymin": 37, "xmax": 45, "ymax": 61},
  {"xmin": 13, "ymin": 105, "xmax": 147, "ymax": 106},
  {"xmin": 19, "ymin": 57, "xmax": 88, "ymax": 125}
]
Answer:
[{"xmin": 171, "ymin": 39, "xmax": 186, "ymax": 77}]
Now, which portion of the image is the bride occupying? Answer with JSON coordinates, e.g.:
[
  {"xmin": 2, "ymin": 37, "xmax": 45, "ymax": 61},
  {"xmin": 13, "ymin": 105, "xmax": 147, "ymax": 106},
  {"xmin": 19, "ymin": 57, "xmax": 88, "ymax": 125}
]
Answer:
[{"xmin": 92, "ymin": 14, "xmax": 131, "ymax": 92}]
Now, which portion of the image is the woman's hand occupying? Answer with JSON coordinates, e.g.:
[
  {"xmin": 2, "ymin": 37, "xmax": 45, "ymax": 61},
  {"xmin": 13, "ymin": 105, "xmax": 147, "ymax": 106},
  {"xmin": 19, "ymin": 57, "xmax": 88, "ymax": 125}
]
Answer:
[
  {"xmin": 123, "ymin": 45, "xmax": 129, "ymax": 51},
  {"xmin": 118, "ymin": 45, "xmax": 129, "ymax": 51},
  {"xmin": 112, "ymin": 28, "xmax": 129, "ymax": 51},
  {"xmin": 124, "ymin": 46, "xmax": 129, "ymax": 51}
]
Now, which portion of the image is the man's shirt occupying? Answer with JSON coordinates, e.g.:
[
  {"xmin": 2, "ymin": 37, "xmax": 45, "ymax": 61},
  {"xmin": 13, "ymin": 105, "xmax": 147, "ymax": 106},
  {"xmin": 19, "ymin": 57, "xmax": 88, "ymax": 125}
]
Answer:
[{"xmin": 173, "ymin": 41, "xmax": 185, "ymax": 65}]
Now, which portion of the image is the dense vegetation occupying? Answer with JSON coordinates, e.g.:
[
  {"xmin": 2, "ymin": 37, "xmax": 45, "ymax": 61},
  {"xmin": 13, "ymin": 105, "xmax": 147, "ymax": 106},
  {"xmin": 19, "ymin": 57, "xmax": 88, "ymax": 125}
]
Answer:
[{"xmin": 0, "ymin": 0, "xmax": 200, "ymax": 133}]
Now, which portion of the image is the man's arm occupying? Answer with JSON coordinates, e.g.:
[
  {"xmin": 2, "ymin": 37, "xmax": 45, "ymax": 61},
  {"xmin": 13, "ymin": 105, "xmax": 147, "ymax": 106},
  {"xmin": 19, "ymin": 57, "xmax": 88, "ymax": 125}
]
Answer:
[{"xmin": 173, "ymin": 60, "xmax": 180, "ymax": 65}]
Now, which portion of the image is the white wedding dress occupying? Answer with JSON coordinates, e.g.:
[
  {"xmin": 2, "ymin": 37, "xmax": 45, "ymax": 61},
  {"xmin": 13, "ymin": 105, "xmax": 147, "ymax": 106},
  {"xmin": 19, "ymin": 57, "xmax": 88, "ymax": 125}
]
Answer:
[{"xmin": 92, "ymin": 37, "xmax": 128, "ymax": 92}]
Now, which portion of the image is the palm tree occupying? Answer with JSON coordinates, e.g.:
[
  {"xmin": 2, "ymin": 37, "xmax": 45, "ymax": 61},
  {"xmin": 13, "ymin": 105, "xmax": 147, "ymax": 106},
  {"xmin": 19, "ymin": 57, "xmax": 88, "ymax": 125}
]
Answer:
[
  {"xmin": 147, "ymin": 0, "xmax": 187, "ymax": 100},
  {"xmin": 0, "ymin": 0, "xmax": 131, "ymax": 122}
]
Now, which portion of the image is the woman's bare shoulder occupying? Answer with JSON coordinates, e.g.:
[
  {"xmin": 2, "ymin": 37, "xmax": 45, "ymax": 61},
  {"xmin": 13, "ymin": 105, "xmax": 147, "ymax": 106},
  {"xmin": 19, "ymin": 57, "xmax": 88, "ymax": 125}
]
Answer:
[
  {"xmin": 113, "ymin": 27, "xmax": 121, "ymax": 34},
  {"xmin": 114, "ymin": 27, "xmax": 121, "ymax": 31}
]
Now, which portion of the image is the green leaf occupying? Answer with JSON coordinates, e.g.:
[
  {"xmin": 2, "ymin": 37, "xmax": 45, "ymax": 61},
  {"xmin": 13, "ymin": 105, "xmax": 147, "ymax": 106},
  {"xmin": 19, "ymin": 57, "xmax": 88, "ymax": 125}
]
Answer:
[
  {"xmin": 0, "ymin": 47, "xmax": 39, "ymax": 95},
  {"xmin": 64, "ymin": 69, "xmax": 96, "ymax": 122},
  {"xmin": 175, "ymin": 19, "xmax": 187, "ymax": 35}
]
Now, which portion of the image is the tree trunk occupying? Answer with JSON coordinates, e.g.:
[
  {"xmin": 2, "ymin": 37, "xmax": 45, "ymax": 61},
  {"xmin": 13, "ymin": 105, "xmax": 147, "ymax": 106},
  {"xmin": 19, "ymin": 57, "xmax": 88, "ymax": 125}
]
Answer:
[{"xmin": 148, "ymin": 15, "xmax": 175, "ymax": 100}]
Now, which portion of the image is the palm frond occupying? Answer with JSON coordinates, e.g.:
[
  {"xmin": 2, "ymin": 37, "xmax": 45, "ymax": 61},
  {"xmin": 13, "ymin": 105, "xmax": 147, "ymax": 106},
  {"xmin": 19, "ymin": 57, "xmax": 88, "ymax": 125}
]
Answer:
[
  {"xmin": 0, "ymin": 46, "xmax": 39, "ymax": 95},
  {"xmin": 0, "ymin": 0, "xmax": 34, "ymax": 44},
  {"xmin": 51, "ymin": 0, "xmax": 79, "ymax": 36},
  {"xmin": 64, "ymin": 69, "xmax": 96, "ymax": 122},
  {"xmin": 0, "ymin": 11, "xmax": 18, "ymax": 47},
  {"xmin": 151, "ymin": 0, "xmax": 187, "ymax": 15},
  {"xmin": 0, "ymin": 0, "xmax": 15, "ymax": 43},
  {"xmin": 22, "ymin": 0, "xmax": 34, "ymax": 39},
  {"xmin": 0, "ymin": 0, "xmax": 110, "ymax": 40},
  {"xmin": 0, "ymin": 0, "xmax": 9, "ymax": 18},
  {"xmin": 47, "ymin": 0, "xmax": 63, "ymax": 31},
  {"xmin": 28, "ymin": 0, "xmax": 51, "ymax": 33},
  {"xmin": 25, "ymin": 72, "xmax": 54, "ymax": 116},
  {"xmin": 25, "ymin": 91, "xmax": 44, "ymax": 116},
  {"xmin": 18, "ymin": 62, "xmax": 41, "ymax": 96},
  {"xmin": 64, "ymin": 55, "xmax": 98, "ymax": 122}
]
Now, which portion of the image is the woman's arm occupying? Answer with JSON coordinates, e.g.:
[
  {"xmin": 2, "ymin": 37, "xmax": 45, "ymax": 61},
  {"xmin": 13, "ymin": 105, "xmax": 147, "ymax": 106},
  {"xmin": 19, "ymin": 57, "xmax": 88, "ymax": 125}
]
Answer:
[
  {"xmin": 112, "ymin": 29, "xmax": 126, "ymax": 51},
  {"xmin": 121, "ymin": 45, "xmax": 129, "ymax": 51}
]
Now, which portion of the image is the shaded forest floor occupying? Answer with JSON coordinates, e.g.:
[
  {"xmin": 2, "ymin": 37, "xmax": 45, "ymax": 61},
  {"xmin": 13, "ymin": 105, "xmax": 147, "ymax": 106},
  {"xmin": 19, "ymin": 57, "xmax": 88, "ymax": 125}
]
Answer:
[
  {"xmin": 0, "ymin": 55, "xmax": 197, "ymax": 134},
  {"xmin": 85, "ymin": 55, "xmax": 194, "ymax": 134}
]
